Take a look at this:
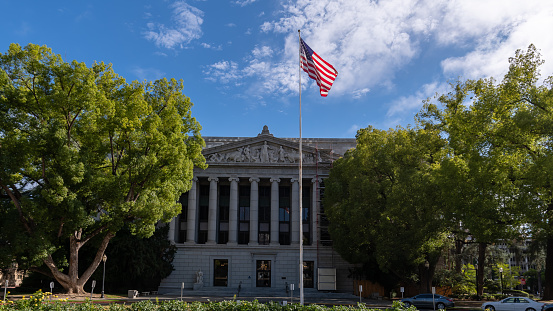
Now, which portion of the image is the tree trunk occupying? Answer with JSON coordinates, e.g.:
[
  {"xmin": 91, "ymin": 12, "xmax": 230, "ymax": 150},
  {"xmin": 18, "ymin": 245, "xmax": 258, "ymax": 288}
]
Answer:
[
  {"xmin": 419, "ymin": 264, "xmax": 430, "ymax": 293},
  {"xmin": 543, "ymin": 237, "xmax": 553, "ymax": 300},
  {"xmin": 42, "ymin": 231, "xmax": 114, "ymax": 294},
  {"xmin": 419, "ymin": 261, "xmax": 436, "ymax": 294},
  {"xmin": 455, "ymin": 238, "xmax": 464, "ymax": 274},
  {"xmin": 477, "ymin": 242, "xmax": 487, "ymax": 296}
]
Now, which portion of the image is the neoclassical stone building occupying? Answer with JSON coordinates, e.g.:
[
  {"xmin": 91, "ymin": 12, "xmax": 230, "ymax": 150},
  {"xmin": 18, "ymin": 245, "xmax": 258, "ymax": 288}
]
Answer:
[{"xmin": 159, "ymin": 126, "xmax": 357, "ymax": 294}]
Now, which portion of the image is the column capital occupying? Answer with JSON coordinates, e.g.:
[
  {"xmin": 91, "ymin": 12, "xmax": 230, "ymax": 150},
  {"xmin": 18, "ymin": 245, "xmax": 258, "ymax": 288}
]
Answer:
[
  {"xmin": 192, "ymin": 176, "xmax": 198, "ymax": 182},
  {"xmin": 249, "ymin": 177, "xmax": 260, "ymax": 183},
  {"xmin": 208, "ymin": 177, "xmax": 219, "ymax": 183},
  {"xmin": 228, "ymin": 177, "xmax": 240, "ymax": 183},
  {"xmin": 270, "ymin": 178, "xmax": 281, "ymax": 183},
  {"xmin": 311, "ymin": 177, "xmax": 322, "ymax": 184},
  {"xmin": 291, "ymin": 178, "xmax": 299, "ymax": 183}
]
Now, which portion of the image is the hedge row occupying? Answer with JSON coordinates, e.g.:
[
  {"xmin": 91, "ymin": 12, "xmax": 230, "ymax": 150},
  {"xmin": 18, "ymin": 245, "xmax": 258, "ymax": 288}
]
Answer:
[{"xmin": 0, "ymin": 299, "xmax": 412, "ymax": 311}]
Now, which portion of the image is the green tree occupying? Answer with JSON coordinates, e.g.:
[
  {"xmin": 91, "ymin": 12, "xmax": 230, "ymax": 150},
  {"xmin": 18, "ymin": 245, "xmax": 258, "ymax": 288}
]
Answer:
[
  {"xmin": 324, "ymin": 126, "xmax": 450, "ymax": 292},
  {"xmin": 0, "ymin": 43, "xmax": 206, "ymax": 293},
  {"xmin": 88, "ymin": 224, "xmax": 176, "ymax": 292},
  {"xmin": 417, "ymin": 44, "xmax": 551, "ymax": 297}
]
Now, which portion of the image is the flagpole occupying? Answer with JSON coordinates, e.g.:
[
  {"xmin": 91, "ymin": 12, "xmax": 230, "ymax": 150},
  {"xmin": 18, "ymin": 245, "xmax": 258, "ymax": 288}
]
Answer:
[{"xmin": 298, "ymin": 29, "xmax": 304, "ymax": 306}]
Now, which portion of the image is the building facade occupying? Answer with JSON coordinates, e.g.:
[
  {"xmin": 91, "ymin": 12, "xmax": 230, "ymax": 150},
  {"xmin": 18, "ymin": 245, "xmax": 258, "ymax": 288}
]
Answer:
[{"xmin": 158, "ymin": 126, "xmax": 357, "ymax": 294}]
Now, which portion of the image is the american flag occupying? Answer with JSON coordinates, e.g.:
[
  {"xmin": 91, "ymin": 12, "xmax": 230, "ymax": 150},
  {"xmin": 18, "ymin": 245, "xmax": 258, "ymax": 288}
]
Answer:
[{"xmin": 300, "ymin": 38, "xmax": 338, "ymax": 97}]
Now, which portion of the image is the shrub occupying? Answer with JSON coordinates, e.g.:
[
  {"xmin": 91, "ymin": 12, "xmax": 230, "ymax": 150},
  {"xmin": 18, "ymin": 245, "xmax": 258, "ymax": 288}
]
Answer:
[
  {"xmin": 0, "ymin": 298, "xmax": 421, "ymax": 311},
  {"xmin": 503, "ymin": 290, "xmax": 529, "ymax": 297}
]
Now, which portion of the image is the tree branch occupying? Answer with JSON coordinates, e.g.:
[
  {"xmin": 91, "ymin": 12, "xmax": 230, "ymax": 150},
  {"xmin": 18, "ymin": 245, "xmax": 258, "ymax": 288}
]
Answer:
[
  {"xmin": 78, "ymin": 232, "xmax": 114, "ymax": 287},
  {"xmin": 0, "ymin": 181, "xmax": 33, "ymax": 234},
  {"xmin": 79, "ymin": 225, "xmax": 109, "ymax": 246}
]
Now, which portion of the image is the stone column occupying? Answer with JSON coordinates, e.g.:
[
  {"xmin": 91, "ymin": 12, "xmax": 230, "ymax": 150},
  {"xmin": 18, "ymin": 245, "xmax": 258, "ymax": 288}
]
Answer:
[
  {"xmin": 291, "ymin": 178, "xmax": 300, "ymax": 245},
  {"xmin": 249, "ymin": 177, "xmax": 259, "ymax": 246},
  {"xmin": 168, "ymin": 217, "xmax": 176, "ymax": 244},
  {"xmin": 270, "ymin": 178, "xmax": 280, "ymax": 245},
  {"xmin": 311, "ymin": 178, "xmax": 321, "ymax": 245},
  {"xmin": 228, "ymin": 177, "xmax": 239, "ymax": 245},
  {"xmin": 186, "ymin": 177, "xmax": 198, "ymax": 243},
  {"xmin": 207, "ymin": 177, "xmax": 218, "ymax": 244}
]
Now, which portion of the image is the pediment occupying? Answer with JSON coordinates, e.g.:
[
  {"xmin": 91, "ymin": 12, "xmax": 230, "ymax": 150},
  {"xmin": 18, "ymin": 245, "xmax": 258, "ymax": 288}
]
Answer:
[{"xmin": 203, "ymin": 134, "xmax": 333, "ymax": 165}]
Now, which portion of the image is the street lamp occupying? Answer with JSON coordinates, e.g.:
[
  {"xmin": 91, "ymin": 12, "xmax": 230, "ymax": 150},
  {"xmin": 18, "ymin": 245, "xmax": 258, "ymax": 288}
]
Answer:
[
  {"xmin": 499, "ymin": 267, "xmax": 503, "ymax": 295},
  {"xmin": 101, "ymin": 254, "xmax": 107, "ymax": 299},
  {"xmin": 425, "ymin": 260, "xmax": 430, "ymax": 293}
]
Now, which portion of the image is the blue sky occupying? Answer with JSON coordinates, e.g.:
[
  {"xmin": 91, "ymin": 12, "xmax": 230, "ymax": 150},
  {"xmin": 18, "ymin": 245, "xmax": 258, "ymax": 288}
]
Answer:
[{"xmin": 2, "ymin": 0, "xmax": 552, "ymax": 139}]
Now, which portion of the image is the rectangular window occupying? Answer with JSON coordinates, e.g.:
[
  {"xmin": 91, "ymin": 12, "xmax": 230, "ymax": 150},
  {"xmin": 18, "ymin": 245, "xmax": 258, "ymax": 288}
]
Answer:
[
  {"xmin": 319, "ymin": 179, "xmax": 331, "ymax": 246},
  {"xmin": 218, "ymin": 185, "xmax": 230, "ymax": 244},
  {"xmin": 258, "ymin": 185, "xmax": 271, "ymax": 245},
  {"xmin": 198, "ymin": 184, "xmax": 209, "ymax": 244},
  {"xmin": 214, "ymin": 259, "xmax": 228, "ymax": 287},
  {"xmin": 238, "ymin": 185, "xmax": 250, "ymax": 244},
  {"xmin": 302, "ymin": 185, "xmax": 311, "ymax": 245},
  {"xmin": 239, "ymin": 185, "xmax": 251, "ymax": 208},
  {"xmin": 258, "ymin": 186, "xmax": 271, "ymax": 221},
  {"xmin": 178, "ymin": 193, "xmax": 188, "ymax": 243},
  {"xmin": 279, "ymin": 186, "xmax": 291, "ymax": 245}
]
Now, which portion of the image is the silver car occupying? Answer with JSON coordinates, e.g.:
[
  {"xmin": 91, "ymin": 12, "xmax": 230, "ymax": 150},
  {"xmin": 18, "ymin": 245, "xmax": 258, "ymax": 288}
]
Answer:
[
  {"xmin": 481, "ymin": 297, "xmax": 544, "ymax": 311},
  {"xmin": 401, "ymin": 294, "xmax": 455, "ymax": 309}
]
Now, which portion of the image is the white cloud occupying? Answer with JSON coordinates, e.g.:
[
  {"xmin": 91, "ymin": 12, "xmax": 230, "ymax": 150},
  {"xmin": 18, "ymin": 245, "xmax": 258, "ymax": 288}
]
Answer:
[
  {"xmin": 352, "ymin": 88, "xmax": 370, "ymax": 99},
  {"xmin": 266, "ymin": 0, "xmax": 552, "ymax": 92},
  {"xmin": 234, "ymin": 0, "xmax": 257, "ymax": 7},
  {"xmin": 251, "ymin": 46, "xmax": 273, "ymax": 58},
  {"xmin": 201, "ymin": 42, "xmax": 222, "ymax": 50},
  {"xmin": 131, "ymin": 66, "xmax": 165, "ymax": 82},
  {"xmin": 347, "ymin": 124, "xmax": 360, "ymax": 136},
  {"xmin": 143, "ymin": 1, "xmax": 204, "ymax": 49},
  {"xmin": 205, "ymin": 0, "xmax": 553, "ymax": 110},
  {"xmin": 385, "ymin": 82, "xmax": 449, "ymax": 124},
  {"xmin": 441, "ymin": 6, "xmax": 553, "ymax": 81},
  {"xmin": 203, "ymin": 61, "xmax": 240, "ymax": 84}
]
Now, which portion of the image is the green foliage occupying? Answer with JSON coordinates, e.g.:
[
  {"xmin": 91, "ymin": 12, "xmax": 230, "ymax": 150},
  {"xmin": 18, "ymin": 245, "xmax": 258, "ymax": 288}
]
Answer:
[
  {"xmin": 416, "ymin": 44, "xmax": 553, "ymax": 295},
  {"xmin": 81, "ymin": 224, "xmax": 176, "ymax": 292},
  {"xmin": 324, "ymin": 44, "xmax": 553, "ymax": 295},
  {"xmin": 0, "ymin": 43, "xmax": 206, "ymax": 292},
  {"xmin": 492, "ymin": 263, "xmax": 520, "ymax": 291},
  {"xmin": 0, "ymin": 290, "xmax": 69, "ymax": 311},
  {"xmin": 433, "ymin": 268, "xmax": 463, "ymax": 289},
  {"xmin": 324, "ymin": 125, "xmax": 450, "ymax": 286},
  {"xmin": 0, "ymin": 299, "xmax": 421, "ymax": 311}
]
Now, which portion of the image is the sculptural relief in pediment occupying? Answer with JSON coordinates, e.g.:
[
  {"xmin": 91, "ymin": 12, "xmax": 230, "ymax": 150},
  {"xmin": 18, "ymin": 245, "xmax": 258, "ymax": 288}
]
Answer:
[{"xmin": 206, "ymin": 141, "xmax": 321, "ymax": 164}]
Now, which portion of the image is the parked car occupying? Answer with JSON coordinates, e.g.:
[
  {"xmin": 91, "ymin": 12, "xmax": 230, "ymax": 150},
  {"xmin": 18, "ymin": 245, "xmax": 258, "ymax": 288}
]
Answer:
[
  {"xmin": 481, "ymin": 297, "xmax": 545, "ymax": 311},
  {"xmin": 401, "ymin": 294, "xmax": 455, "ymax": 309},
  {"xmin": 542, "ymin": 304, "xmax": 553, "ymax": 311}
]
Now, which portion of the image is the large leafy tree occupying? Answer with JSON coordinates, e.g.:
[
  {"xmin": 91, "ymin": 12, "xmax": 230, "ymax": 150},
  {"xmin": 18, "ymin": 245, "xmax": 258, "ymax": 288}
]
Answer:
[
  {"xmin": 417, "ymin": 81, "xmax": 526, "ymax": 296},
  {"xmin": 324, "ymin": 126, "xmax": 450, "ymax": 291},
  {"xmin": 0, "ymin": 43, "xmax": 206, "ymax": 293},
  {"xmin": 417, "ymin": 44, "xmax": 552, "ymax": 297}
]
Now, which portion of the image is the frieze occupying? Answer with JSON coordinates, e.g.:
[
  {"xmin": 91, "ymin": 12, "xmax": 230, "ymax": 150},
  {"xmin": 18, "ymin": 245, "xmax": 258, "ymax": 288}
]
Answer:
[{"xmin": 206, "ymin": 141, "xmax": 322, "ymax": 164}]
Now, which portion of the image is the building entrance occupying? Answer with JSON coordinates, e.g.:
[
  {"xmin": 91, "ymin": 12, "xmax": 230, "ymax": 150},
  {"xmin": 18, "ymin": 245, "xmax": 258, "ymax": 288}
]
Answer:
[
  {"xmin": 256, "ymin": 260, "xmax": 271, "ymax": 287},
  {"xmin": 214, "ymin": 259, "xmax": 228, "ymax": 286}
]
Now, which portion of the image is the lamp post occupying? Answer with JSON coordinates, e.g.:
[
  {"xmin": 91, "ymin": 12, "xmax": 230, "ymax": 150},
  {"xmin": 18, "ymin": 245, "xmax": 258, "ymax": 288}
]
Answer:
[
  {"xmin": 499, "ymin": 267, "xmax": 503, "ymax": 295},
  {"xmin": 101, "ymin": 254, "xmax": 107, "ymax": 298},
  {"xmin": 425, "ymin": 260, "xmax": 430, "ymax": 293}
]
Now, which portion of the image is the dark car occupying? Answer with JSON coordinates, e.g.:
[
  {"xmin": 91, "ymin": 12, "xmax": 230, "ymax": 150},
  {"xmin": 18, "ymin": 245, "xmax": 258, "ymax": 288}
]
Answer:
[{"xmin": 401, "ymin": 294, "xmax": 455, "ymax": 310}]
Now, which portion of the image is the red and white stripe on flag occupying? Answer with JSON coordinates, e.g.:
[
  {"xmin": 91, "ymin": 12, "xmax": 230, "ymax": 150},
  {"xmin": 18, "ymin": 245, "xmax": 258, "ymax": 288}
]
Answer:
[{"xmin": 300, "ymin": 38, "xmax": 338, "ymax": 97}]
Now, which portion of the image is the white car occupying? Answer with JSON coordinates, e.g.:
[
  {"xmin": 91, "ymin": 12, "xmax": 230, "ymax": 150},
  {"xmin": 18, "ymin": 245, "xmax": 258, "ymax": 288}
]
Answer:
[{"xmin": 481, "ymin": 297, "xmax": 544, "ymax": 311}]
